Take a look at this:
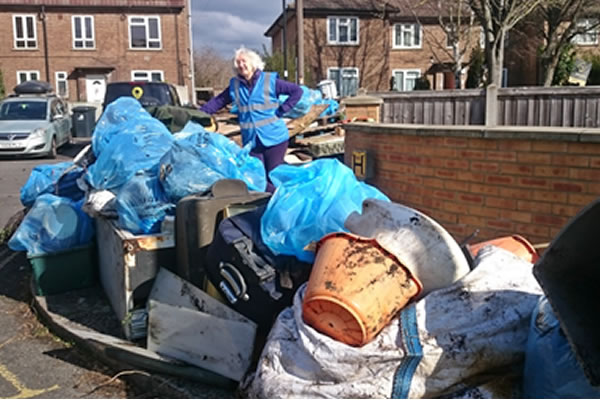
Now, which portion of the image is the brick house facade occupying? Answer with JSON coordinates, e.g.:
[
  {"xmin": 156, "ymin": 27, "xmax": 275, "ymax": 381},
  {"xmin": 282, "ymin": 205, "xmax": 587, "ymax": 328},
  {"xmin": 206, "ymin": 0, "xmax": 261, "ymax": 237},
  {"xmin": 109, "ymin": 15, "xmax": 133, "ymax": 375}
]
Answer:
[
  {"xmin": 0, "ymin": 0, "xmax": 193, "ymax": 103},
  {"xmin": 265, "ymin": 0, "xmax": 600, "ymax": 95}
]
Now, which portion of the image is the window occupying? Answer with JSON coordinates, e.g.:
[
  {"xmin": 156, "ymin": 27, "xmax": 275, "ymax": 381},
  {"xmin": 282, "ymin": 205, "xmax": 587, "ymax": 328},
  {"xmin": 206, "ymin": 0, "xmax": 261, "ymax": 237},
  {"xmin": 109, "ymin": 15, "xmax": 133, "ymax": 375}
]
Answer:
[
  {"xmin": 72, "ymin": 16, "xmax": 95, "ymax": 49},
  {"xmin": 129, "ymin": 16, "xmax": 161, "ymax": 49},
  {"xmin": 17, "ymin": 70, "xmax": 40, "ymax": 84},
  {"xmin": 13, "ymin": 15, "xmax": 37, "ymax": 49},
  {"xmin": 56, "ymin": 71, "xmax": 68, "ymax": 97},
  {"xmin": 131, "ymin": 70, "xmax": 164, "ymax": 82},
  {"xmin": 327, "ymin": 16, "xmax": 359, "ymax": 45},
  {"xmin": 573, "ymin": 18, "xmax": 599, "ymax": 45},
  {"xmin": 328, "ymin": 67, "xmax": 359, "ymax": 97},
  {"xmin": 393, "ymin": 24, "xmax": 421, "ymax": 48},
  {"xmin": 392, "ymin": 69, "xmax": 420, "ymax": 91}
]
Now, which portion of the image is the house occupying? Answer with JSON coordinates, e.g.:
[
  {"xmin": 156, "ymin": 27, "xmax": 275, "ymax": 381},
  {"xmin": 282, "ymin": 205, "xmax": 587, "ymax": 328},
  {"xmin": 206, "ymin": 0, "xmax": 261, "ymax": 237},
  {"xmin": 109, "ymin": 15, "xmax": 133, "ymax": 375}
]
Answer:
[
  {"xmin": 0, "ymin": 0, "xmax": 193, "ymax": 104},
  {"xmin": 265, "ymin": 0, "xmax": 600, "ymax": 96}
]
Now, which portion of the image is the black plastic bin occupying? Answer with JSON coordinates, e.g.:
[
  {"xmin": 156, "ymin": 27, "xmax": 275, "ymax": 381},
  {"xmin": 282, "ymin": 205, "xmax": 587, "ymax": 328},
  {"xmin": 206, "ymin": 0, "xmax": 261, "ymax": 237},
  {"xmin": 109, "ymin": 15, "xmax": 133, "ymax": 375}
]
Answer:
[{"xmin": 71, "ymin": 106, "xmax": 97, "ymax": 137}]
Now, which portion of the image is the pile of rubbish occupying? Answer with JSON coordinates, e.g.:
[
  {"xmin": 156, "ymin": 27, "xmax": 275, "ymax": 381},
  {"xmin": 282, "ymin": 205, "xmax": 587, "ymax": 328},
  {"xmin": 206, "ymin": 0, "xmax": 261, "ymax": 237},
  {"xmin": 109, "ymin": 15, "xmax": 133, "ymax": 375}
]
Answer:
[{"xmin": 7, "ymin": 95, "xmax": 600, "ymax": 398}]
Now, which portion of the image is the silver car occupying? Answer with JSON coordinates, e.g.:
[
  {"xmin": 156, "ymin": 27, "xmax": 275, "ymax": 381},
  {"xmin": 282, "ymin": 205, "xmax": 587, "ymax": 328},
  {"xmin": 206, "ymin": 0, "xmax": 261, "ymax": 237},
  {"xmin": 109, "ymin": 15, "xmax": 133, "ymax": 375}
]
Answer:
[{"xmin": 0, "ymin": 94, "xmax": 72, "ymax": 158}]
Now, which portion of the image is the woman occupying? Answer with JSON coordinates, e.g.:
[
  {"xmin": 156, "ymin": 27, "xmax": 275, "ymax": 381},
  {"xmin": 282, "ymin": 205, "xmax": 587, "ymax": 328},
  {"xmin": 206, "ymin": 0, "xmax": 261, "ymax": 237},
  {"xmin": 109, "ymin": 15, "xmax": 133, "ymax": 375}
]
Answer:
[{"xmin": 200, "ymin": 47, "xmax": 303, "ymax": 193}]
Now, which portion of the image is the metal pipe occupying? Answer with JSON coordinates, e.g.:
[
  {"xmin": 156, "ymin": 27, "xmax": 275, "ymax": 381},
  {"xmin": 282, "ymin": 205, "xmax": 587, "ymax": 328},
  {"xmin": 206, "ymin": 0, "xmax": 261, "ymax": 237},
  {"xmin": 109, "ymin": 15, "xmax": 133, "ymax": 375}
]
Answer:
[
  {"xmin": 282, "ymin": 0, "xmax": 287, "ymax": 80},
  {"xmin": 187, "ymin": 0, "xmax": 196, "ymax": 104},
  {"xmin": 296, "ymin": 0, "xmax": 304, "ymax": 84}
]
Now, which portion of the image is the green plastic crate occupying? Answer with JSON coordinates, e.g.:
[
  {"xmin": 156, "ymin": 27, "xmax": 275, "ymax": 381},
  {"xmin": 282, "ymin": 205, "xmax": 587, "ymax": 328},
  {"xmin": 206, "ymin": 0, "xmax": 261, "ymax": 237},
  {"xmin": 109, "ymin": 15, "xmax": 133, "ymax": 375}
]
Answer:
[{"xmin": 28, "ymin": 243, "xmax": 98, "ymax": 296}]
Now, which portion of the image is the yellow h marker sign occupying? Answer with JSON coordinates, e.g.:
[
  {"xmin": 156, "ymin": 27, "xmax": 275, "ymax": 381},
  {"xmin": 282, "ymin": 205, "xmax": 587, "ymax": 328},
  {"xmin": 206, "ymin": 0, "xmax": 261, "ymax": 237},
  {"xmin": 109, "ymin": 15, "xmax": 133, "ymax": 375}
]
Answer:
[{"xmin": 352, "ymin": 150, "xmax": 368, "ymax": 179}]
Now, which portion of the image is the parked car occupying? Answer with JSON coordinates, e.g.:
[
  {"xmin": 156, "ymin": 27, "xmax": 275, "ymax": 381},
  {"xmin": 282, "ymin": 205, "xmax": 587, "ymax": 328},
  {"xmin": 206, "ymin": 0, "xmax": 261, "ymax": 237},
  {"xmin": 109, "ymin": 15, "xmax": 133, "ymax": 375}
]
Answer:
[
  {"xmin": 103, "ymin": 81, "xmax": 182, "ymax": 110},
  {"xmin": 102, "ymin": 81, "xmax": 216, "ymax": 131},
  {"xmin": 0, "ymin": 81, "xmax": 71, "ymax": 159}
]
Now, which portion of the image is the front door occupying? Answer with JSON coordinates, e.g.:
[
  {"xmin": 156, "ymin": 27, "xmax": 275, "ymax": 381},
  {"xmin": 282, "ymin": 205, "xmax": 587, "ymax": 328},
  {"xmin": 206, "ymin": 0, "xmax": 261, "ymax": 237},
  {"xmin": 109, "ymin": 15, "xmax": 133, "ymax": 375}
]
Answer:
[{"xmin": 85, "ymin": 75, "xmax": 106, "ymax": 103}]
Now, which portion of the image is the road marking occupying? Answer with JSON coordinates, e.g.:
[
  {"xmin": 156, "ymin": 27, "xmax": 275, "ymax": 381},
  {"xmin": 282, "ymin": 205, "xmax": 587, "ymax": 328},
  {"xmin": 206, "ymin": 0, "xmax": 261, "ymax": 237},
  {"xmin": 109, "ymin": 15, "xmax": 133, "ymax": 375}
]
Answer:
[{"xmin": 0, "ymin": 362, "xmax": 59, "ymax": 399}]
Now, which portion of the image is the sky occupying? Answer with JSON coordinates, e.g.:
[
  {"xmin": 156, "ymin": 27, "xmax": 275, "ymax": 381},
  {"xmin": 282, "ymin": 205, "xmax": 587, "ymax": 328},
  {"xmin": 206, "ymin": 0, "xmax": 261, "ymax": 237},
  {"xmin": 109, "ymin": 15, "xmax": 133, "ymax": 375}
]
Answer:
[{"xmin": 191, "ymin": 0, "xmax": 284, "ymax": 59}]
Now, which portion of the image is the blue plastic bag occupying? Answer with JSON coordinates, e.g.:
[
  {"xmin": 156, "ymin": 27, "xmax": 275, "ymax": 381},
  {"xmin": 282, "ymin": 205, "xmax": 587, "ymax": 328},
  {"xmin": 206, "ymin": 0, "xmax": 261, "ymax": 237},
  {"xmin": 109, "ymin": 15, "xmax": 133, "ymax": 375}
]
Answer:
[
  {"xmin": 159, "ymin": 122, "xmax": 266, "ymax": 202},
  {"xmin": 280, "ymin": 86, "xmax": 323, "ymax": 119},
  {"xmin": 20, "ymin": 162, "xmax": 84, "ymax": 207},
  {"xmin": 260, "ymin": 158, "xmax": 389, "ymax": 262},
  {"xmin": 114, "ymin": 171, "xmax": 174, "ymax": 234},
  {"xmin": 86, "ymin": 116, "xmax": 174, "ymax": 190},
  {"xmin": 8, "ymin": 194, "xmax": 94, "ymax": 255},
  {"xmin": 92, "ymin": 97, "xmax": 155, "ymax": 156},
  {"xmin": 522, "ymin": 296, "xmax": 600, "ymax": 398}
]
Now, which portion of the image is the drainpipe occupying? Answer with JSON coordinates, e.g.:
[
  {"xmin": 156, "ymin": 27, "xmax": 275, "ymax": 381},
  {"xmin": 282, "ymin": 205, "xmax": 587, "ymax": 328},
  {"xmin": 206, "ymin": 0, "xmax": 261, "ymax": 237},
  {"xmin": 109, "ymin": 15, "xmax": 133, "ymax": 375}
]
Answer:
[
  {"xmin": 187, "ymin": 0, "xmax": 196, "ymax": 104},
  {"xmin": 41, "ymin": 6, "xmax": 50, "ymax": 82}
]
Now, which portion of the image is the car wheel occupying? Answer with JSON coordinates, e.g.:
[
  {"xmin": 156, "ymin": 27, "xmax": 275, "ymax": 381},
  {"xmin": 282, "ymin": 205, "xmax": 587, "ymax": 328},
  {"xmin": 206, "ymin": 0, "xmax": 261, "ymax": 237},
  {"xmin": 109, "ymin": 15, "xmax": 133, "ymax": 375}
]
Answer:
[{"xmin": 47, "ymin": 137, "xmax": 57, "ymax": 159}]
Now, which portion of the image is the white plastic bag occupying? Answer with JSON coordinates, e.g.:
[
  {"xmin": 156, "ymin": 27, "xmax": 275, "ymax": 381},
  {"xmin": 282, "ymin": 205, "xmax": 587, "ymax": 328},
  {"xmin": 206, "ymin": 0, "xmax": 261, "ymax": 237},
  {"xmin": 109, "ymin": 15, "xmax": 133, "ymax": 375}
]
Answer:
[{"xmin": 243, "ymin": 246, "xmax": 543, "ymax": 398}]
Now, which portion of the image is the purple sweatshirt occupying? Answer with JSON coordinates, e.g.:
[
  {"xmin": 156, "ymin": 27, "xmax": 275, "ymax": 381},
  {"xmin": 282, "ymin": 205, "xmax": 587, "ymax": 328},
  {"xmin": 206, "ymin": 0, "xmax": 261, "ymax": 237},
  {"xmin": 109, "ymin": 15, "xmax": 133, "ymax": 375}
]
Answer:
[{"xmin": 200, "ymin": 70, "xmax": 303, "ymax": 118}]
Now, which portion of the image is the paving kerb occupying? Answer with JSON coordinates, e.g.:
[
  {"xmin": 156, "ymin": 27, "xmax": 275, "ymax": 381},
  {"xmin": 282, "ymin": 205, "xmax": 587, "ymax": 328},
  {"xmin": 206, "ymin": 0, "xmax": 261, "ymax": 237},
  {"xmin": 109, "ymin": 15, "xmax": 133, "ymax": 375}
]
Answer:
[{"xmin": 30, "ymin": 279, "xmax": 236, "ymax": 398}]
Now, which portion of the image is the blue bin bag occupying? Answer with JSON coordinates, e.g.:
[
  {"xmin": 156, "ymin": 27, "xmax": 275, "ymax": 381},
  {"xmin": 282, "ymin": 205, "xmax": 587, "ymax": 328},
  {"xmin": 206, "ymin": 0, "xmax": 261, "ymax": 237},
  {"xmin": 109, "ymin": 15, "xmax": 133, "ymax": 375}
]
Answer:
[
  {"xmin": 114, "ymin": 172, "xmax": 175, "ymax": 235},
  {"xmin": 8, "ymin": 194, "xmax": 94, "ymax": 255},
  {"xmin": 522, "ymin": 296, "xmax": 600, "ymax": 398},
  {"xmin": 279, "ymin": 86, "xmax": 339, "ymax": 119},
  {"xmin": 20, "ymin": 162, "xmax": 84, "ymax": 207},
  {"xmin": 86, "ymin": 117, "xmax": 174, "ymax": 190},
  {"xmin": 92, "ymin": 97, "xmax": 155, "ymax": 157},
  {"xmin": 260, "ymin": 158, "xmax": 389, "ymax": 262},
  {"xmin": 160, "ymin": 122, "xmax": 266, "ymax": 202},
  {"xmin": 279, "ymin": 86, "xmax": 323, "ymax": 119}
]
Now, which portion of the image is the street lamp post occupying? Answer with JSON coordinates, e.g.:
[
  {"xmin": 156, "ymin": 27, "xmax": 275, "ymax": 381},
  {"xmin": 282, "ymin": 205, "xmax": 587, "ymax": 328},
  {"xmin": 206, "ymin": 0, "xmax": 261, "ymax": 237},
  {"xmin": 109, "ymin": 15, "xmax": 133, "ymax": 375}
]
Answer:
[{"xmin": 282, "ymin": 0, "xmax": 288, "ymax": 80}]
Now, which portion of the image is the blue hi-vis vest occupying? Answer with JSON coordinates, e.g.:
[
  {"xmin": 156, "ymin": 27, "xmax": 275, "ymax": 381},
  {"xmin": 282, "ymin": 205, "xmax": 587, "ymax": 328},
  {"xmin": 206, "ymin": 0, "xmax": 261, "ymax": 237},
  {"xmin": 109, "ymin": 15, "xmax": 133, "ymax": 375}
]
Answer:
[{"xmin": 229, "ymin": 71, "xmax": 288, "ymax": 147}]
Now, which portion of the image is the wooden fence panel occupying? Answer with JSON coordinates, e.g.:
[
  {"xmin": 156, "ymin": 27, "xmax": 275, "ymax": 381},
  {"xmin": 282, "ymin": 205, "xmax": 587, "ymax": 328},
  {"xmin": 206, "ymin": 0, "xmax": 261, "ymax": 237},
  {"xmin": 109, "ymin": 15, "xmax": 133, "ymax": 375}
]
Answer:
[{"xmin": 373, "ymin": 86, "xmax": 600, "ymax": 127}]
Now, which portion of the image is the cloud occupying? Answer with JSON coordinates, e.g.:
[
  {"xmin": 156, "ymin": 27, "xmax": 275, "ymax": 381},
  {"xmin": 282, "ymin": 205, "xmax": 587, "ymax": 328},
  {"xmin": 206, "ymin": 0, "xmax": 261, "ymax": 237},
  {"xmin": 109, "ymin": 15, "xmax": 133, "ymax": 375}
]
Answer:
[{"xmin": 192, "ymin": 0, "xmax": 282, "ymax": 58}]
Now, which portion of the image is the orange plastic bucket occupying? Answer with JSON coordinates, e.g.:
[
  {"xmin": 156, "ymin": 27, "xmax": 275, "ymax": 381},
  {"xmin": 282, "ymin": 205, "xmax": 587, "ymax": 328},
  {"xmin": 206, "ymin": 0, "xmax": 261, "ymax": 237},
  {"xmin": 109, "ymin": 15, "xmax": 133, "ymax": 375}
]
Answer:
[
  {"xmin": 302, "ymin": 232, "xmax": 422, "ymax": 347},
  {"xmin": 468, "ymin": 234, "xmax": 539, "ymax": 264}
]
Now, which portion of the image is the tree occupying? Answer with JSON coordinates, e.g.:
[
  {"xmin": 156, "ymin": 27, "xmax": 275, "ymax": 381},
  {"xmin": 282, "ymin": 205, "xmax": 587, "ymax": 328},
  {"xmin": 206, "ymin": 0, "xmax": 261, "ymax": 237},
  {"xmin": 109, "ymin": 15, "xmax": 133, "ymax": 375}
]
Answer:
[
  {"xmin": 537, "ymin": 0, "xmax": 600, "ymax": 86},
  {"xmin": 262, "ymin": 46, "xmax": 314, "ymax": 85},
  {"xmin": 468, "ymin": 0, "xmax": 545, "ymax": 87},
  {"xmin": 405, "ymin": 0, "xmax": 478, "ymax": 89},
  {"xmin": 193, "ymin": 46, "xmax": 232, "ymax": 90}
]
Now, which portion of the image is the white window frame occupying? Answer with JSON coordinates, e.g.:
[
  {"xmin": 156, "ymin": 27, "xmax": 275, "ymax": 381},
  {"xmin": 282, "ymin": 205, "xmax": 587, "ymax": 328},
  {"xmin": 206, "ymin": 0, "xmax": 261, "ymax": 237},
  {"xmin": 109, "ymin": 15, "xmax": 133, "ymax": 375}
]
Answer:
[
  {"xmin": 327, "ymin": 67, "xmax": 359, "ymax": 97},
  {"xmin": 13, "ymin": 14, "xmax": 37, "ymax": 49},
  {"xmin": 392, "ymin": 69, "xmax": 421, "ymax": 91},
  {"xmin": 128, "ymin": 16, "xmax": 162, "ymax": 50},
  {"xmin": 131, "ymin": 70, "xmax": 164, "ymax": 82},
  {"xmin": 56, "ymin": 71, "xmax": 68, "ymax": 98},
  {"xmin": 327, "ymin": 16, "xmax": 359, "ymax": 45},
  {"xmin": 16, "ymin": 70, "xmax": 40, "ymax": 84},
  {"xmin": 72, "ymin": 15, "xmax": 95, "ymax": 49},
  {"xmin": 573, "ymin": 18, "xmax": 599, "ymax": 45},
  {"xmin": 393, "ymin": 23, "xmax": 422, "ymax": 49}
]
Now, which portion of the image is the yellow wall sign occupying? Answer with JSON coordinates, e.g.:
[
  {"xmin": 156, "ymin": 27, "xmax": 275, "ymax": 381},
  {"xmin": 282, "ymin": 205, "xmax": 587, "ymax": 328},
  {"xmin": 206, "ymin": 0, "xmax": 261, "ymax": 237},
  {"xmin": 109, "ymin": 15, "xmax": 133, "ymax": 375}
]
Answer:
[
  {"xmin": 131, "ymin": 86, "xmax": 144, "ymax": 99},
  {"xmin": 352, "ymin": 150, "xmax": 368, "ymax": 179}
]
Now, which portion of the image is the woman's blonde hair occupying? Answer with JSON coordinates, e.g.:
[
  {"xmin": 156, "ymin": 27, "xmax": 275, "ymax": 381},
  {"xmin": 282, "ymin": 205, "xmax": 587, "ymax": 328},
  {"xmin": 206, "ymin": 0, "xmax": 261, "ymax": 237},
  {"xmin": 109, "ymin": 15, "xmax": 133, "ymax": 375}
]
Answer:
[{"xmin": 232, "ymin": 47, "xmax": 265, "ymax": 75}]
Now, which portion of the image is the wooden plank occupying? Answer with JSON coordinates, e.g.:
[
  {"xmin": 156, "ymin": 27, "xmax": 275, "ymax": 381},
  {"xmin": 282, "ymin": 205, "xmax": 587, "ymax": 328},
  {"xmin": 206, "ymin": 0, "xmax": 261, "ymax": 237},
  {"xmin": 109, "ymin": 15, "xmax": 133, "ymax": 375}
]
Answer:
[{"xmin": 287, "ymin": 104, "xmax": 329, "ymax": 138}]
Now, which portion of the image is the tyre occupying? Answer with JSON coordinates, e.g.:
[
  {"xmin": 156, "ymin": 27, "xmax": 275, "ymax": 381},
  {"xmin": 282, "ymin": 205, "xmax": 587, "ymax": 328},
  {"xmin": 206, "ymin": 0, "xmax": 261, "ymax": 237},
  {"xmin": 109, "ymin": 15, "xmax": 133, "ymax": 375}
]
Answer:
[{"xmin": 47, "ymin": 137, "xmax": 57, "ymax": 159}]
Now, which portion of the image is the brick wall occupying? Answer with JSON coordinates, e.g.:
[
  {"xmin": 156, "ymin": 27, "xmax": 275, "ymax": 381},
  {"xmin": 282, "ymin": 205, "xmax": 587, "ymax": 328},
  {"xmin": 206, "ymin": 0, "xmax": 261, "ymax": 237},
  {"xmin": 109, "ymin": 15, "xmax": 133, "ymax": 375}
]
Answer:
[{"xmin": 344, "ymin": 124, "xmax": 600, "ymax": 245}]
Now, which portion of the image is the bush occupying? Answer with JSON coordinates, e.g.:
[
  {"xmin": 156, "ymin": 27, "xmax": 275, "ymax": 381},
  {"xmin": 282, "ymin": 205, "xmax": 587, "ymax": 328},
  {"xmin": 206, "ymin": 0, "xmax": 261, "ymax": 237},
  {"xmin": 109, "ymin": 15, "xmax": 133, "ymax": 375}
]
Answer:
[
  {"xmin": 466, "ymin": 46, "xmax": 486, "ymax": 88},
  {"xmin": 414, "ymin": 77, "xmax": 431, "ymax": 90},
  {"xmin": 583, "ymin": 52, "xmax": 600, "ymax": 85}
]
